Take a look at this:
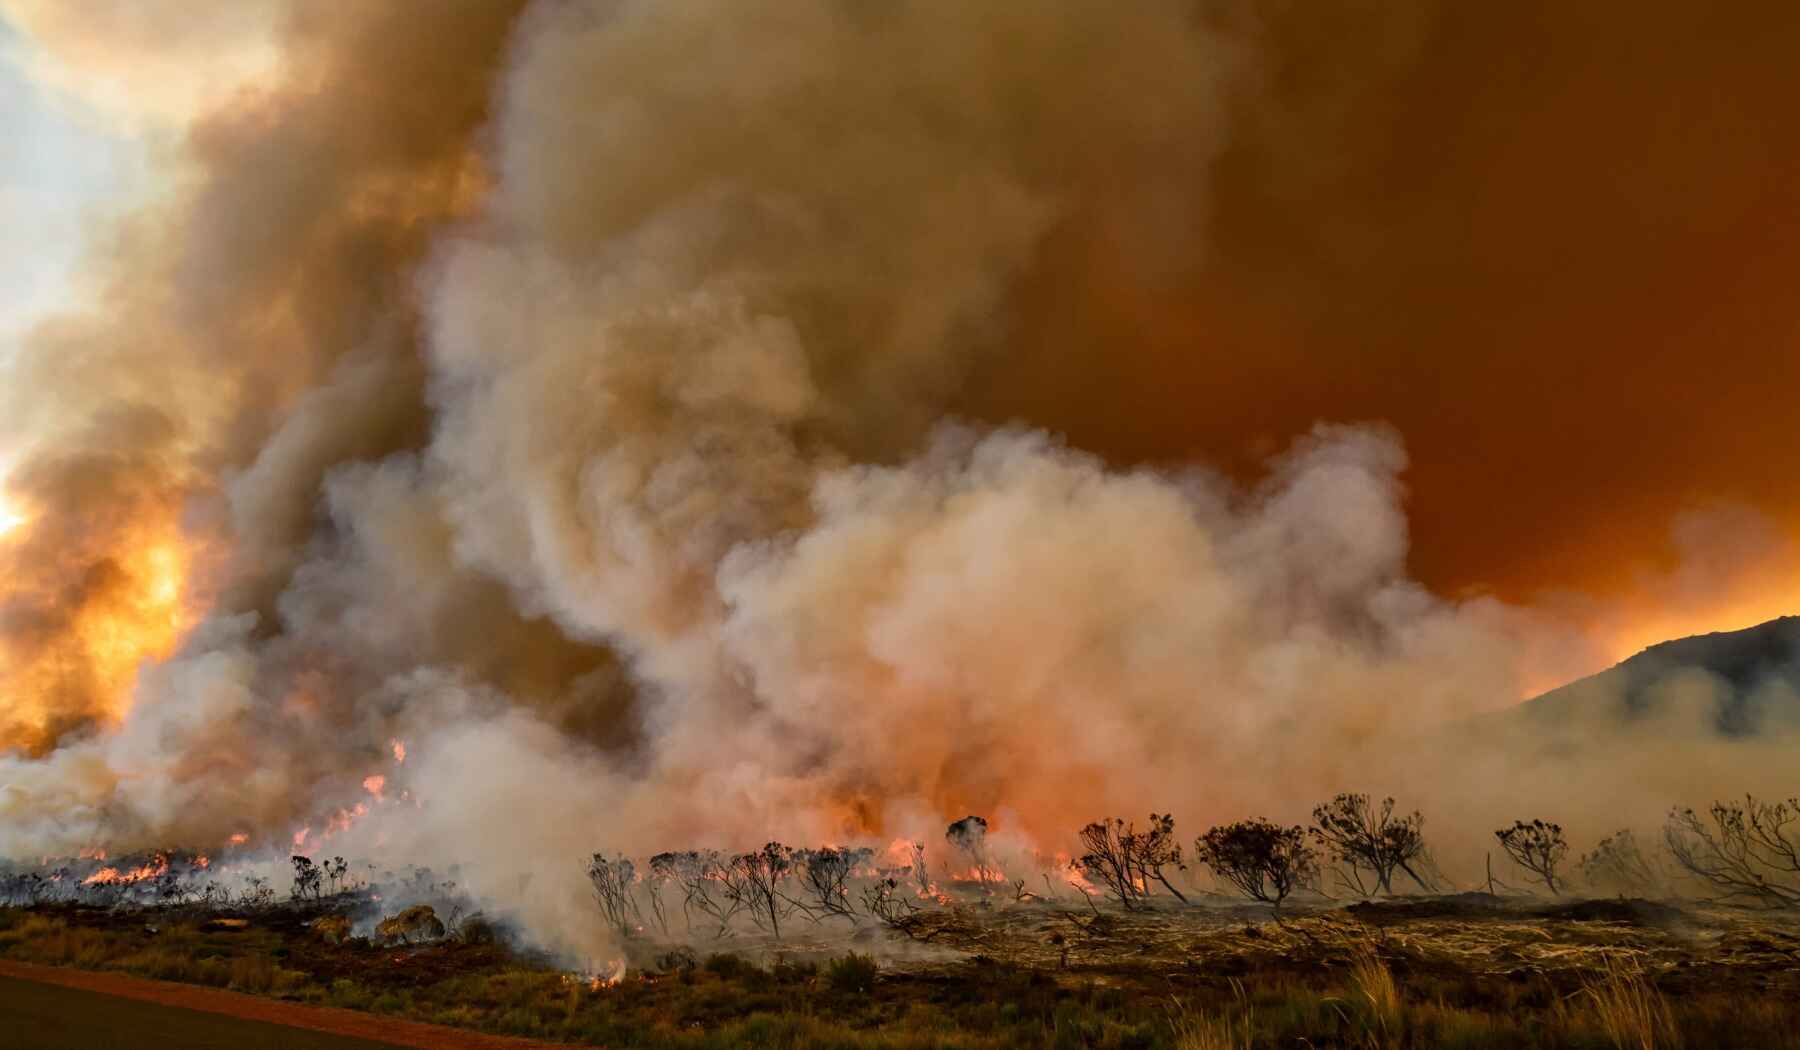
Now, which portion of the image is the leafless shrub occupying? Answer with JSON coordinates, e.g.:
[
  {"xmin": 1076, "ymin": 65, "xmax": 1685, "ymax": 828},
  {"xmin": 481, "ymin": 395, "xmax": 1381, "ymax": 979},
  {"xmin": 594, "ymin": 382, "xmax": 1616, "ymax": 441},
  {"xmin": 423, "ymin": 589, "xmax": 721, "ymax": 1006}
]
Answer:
[
  {"xmin": 860, "ymin": 876, "xmax": 922, "ymax": 928},
  {"xmin": 1124, "ymin": 813, "xmax": 1189, "ymax": 902},
  {"xmin": 721, "ymin": 843, "xmax": 799, "ymax": 938},
  {"xmin": 585, "ymin": 852, "xmax": 643, "ymax": 937},
  {"xmin": 796, "ymin": 846, "xmax": 869, "ymax": 923},
  {"xmin": 323, "ymin": 856, "xmax": 350, "ymax": 895},
  {"xmin": 905, "ymin": 841, "xmax": 931, "ymax": 897},
  {"xmin": 1309, "ymin": 794, "xmax": 1429, "ymax": 895},
  {"xmin": 1578, "ymin": 830, "xmax": 1663, "ymax": 895},
  {"xmin": 643, "ymin": 852, "xmax": 679, "ymax": 935},
  {"xmin": 1193, "ymin": 819, "xmax": 1317, "ymax": 915},
  {"xmin": 239, "ymin": 876, "xmax": 276, "ymax": 909},
  {"xmin": 1665, "ymin": 795, "xmax": 1800, "ymax": 907},
  {"xmin": 1078, "ymin": 818, "xmax": 1144, "ymax": 909},
  {"xmin": 946, "ymin": 816, "xmax": 998, "ymax": 884},
  {"xmin": 291, "ymin": 855, "xmax": 322, "ymax": 901},
  {"xmin": 1496, "ymin": 819, "xmax": 1569, "ymax": 895},
  {"xmin": 658, "ymin": 850, "xmax": 738, "ymax": 935}
]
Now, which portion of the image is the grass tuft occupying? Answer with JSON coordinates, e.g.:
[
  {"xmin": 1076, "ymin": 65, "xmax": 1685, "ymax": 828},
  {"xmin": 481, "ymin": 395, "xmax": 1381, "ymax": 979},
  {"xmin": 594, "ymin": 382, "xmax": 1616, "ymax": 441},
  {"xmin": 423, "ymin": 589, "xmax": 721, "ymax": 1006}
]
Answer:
[{"xmin": 1576, "ymin": 953, "xmax": 1679, "ymax": 1050}]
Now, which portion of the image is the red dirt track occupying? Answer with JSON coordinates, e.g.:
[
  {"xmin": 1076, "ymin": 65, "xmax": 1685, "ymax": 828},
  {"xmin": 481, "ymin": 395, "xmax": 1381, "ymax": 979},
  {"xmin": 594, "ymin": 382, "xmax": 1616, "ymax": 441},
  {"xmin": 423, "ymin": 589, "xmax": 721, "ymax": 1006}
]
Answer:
[{"xmin": 0, "ymin": 959, "xmax": 573, "ymax": 1049}]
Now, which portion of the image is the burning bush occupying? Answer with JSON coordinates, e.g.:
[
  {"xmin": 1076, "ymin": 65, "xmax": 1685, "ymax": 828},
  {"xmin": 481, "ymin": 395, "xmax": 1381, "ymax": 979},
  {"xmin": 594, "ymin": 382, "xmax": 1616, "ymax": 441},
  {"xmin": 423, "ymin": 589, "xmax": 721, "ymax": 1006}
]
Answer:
[
  {"xmin": 1192, "ymin": 819, "xmax": 1317, "ymax": 915},
  {"xmin": 945, "ymin": 816, "xmax": 998, "ymax": 884},
  {"xmin": 1124, "ymin": 813, "xmax": 1188, "ymax": 903},
  {"xmin": 1076, "ymin": 814, "xmax": 1189, "ymax": 908},
  {"xmin": 1077, "ymin": 818, "xmax": 1142, "ymax": 908},
  {"xmin": 795, "ymin": 846, "xmax": 871, "ymax": 923}
]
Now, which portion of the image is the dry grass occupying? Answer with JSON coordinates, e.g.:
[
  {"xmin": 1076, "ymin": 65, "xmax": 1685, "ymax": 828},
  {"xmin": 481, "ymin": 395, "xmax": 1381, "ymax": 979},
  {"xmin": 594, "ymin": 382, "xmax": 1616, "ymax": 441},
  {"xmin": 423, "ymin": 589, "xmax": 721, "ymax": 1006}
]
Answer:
[
  {"xmin": 1573, "ymin": 952, "xmax": 1680, "ymax": 1050},
  {"xmin": 1347, "ymin": 943, "xmax": 1403, "ymax": 1045},
  {"xmin": 1171, "ymin": 983, "xmax": 1252, "ymax": 1050}
]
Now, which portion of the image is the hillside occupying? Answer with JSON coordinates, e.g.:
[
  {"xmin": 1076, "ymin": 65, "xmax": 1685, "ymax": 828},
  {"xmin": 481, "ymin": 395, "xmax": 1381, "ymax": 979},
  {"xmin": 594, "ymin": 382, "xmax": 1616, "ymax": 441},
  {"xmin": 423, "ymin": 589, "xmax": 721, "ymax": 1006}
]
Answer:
[{"xmin": 1517, "ymin": 615, "xmax": 1800, "ymax": 734}]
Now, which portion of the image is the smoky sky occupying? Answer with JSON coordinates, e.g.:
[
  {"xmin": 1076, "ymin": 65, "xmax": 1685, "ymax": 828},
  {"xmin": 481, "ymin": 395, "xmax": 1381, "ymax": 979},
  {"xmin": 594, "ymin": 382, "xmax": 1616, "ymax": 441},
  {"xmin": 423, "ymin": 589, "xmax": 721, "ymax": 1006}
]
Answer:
[
  {"xmin": 958, "ymin": 0, "xmax": 1800, "ymax": 607},
  {"xmin": 3, "ymin": 0, "xmax": 1800, "ymax": 961}
]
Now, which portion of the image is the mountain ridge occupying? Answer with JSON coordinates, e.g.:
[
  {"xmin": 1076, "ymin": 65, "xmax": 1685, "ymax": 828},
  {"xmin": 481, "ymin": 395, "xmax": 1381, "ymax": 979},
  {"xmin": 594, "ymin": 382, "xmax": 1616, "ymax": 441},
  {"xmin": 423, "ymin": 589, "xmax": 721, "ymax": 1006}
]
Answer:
[{"xmin": 1517, "ymin": 614, "xmax": 1800, "ymax": 735}]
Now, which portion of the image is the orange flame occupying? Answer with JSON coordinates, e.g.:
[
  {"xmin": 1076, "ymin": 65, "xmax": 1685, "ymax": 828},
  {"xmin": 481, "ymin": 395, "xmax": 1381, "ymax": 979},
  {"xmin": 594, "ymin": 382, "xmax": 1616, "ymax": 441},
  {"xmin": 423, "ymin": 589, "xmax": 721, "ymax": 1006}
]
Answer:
[
  {"xmin": 0, "ymin": 502, "xmax": 204, "ymax": 753},
  {"xmin": 81, "ymin": 853, "xmax": 169, "ymax": 886}
]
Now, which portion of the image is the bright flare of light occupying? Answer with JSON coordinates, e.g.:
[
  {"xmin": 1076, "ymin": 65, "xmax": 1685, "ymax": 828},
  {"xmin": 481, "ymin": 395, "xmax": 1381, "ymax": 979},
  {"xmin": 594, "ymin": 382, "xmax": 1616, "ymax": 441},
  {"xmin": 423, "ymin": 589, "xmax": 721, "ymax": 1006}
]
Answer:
[
  {"xmin": 0, "ymin": 508, "xmax": 204, "ymax": 752},
  {"xmin": 0, "ymin": 496, "xmax": 22, "ymax": 537},
  {"xmin": 1600, "ymin": 589, "xmax": 1800, "ymax": 664}
]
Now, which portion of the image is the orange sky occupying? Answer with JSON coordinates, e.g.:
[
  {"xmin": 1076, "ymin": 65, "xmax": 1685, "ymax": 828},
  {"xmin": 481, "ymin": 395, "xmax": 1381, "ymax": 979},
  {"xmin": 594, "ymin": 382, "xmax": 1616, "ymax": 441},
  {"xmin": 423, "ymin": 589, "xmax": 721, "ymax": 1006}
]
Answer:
[{"xmin": 956, "ymin": 0, "xmax": 1800, "ymax": 661}]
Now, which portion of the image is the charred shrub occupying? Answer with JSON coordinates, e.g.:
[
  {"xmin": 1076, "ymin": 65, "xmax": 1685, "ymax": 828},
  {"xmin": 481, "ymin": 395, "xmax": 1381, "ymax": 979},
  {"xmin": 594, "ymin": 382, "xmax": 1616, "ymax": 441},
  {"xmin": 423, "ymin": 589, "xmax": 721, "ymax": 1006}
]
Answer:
[
  {"xmin": 721, "ymin": 843, "xmax": 798, "ymax": 938},
  {"xmin": 585, "ymin": 852, "xmax": 643, "ymax": 938},
  {"xmin": 291, "ymin": 855, "xmax": 323, "ymax": 901},
  {"xmin": 1578, "ymin": 829, "xmax": 1662, "ymax": 895},
  {"xmin": 946, "ymin": 815, "xmax": 997, "ymax": 883},
  {"xmin": 1077, "ymin": 818, "xmax": 1142, "ymax": 909},
  {"xmin": 795, "ymin": 846, "xmax": 870, "ymax": 923},
  {"xmin": 1073, "ymin": 814, "xmax": 1192, "ymax": 909},
  {"xmin": 1665, "ymin": 794, "xmax": 1800, "ymax": 906},
  {"xmin": 1123, "ymin": 813, "xmax": 1187, "ymax": 902},
  {"xmin": 1310, "ymin": 794, "xmax": 1430, "ymax": 896},
  {"xmin": 1495, "ymin": 819, "xmax": 1568, "ymax": 895},
  {"xmin": 1193, "ymin": 819, "xmax": 1317, "ymax": 914}
]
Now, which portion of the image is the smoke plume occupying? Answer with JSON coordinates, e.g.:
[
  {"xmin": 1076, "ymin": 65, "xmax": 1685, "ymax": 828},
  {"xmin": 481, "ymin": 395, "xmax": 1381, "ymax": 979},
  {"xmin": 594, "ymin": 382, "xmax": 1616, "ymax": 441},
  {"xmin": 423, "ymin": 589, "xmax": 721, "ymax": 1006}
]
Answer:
[{"xmin": 2, "ymin": 0, "xmax": 1796, "ymax": 960}]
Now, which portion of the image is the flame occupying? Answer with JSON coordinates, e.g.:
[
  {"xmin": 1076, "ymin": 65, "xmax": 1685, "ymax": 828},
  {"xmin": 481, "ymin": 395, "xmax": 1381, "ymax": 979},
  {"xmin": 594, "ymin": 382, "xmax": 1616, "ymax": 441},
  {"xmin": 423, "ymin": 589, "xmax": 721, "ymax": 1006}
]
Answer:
[
  {"xmin": 81, "ymin": 853, "xmax": 169, "ymax": 886},
  {"xmin": 363, "ymin": 774, "xmax": 387, "ymax": 799},
  {"xmin": 390, "ymin": 739, "xmax": 406, "ymax": 764},
  {"xmin": 227, "ymin": 832, "xmax": 249, "ymax": 846},
  {"xmin": 324, "ymin": 801, "xmax": 369, "ymax": 837},
  {"xmin": 1054, "ymin": 853, "xmax": 1101, "ymax": 896},
  {"xmin": 0, "ymin": 498, "xmax": 22, "ymax": 537},
  {"xmin": 0, "ymin": 503, "xmax": 204, "ymax": 752}
]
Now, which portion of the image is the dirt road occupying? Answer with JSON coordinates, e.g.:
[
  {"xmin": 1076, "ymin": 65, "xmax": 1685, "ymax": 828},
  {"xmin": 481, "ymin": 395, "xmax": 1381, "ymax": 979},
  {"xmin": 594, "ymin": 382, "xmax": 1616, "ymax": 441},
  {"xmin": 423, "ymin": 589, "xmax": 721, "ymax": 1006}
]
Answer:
[{"xmin": 0, "ymin": 960, "xmax": 573, "ymax": 1050}]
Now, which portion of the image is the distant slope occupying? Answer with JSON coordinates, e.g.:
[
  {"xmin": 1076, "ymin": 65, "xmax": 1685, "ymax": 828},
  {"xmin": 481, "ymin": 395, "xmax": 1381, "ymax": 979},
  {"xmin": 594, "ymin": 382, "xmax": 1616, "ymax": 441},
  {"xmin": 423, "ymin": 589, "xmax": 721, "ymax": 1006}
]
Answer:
[{"xmin": 1517, "ymin": 615, "xmax": 1800, "ymax": 735}]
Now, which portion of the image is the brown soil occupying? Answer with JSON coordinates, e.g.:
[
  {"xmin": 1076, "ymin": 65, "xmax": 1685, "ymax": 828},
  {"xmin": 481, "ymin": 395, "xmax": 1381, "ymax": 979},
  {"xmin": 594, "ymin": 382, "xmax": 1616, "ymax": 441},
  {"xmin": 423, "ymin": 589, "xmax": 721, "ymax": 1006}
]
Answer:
[{"xmin": 0, "ymin": 959, "xmax": 573, "ymax": 1050}]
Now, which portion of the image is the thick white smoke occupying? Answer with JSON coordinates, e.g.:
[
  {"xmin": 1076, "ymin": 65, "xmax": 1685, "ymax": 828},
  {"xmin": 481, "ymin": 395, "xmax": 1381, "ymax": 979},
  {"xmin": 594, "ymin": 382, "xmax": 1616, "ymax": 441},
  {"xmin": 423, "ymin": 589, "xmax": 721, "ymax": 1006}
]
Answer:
[{"xmin": 2, "ymin": 0, "xmax": 1794, "ymax": 962}]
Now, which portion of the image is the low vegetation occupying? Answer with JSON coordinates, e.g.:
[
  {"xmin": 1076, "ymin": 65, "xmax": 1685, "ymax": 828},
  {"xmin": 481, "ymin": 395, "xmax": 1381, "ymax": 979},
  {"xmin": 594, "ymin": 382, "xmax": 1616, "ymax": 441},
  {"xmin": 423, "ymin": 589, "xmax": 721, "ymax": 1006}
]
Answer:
[{"xmin": 3, "ymin": 791, "xmax": 1800, "ymax": 1046}]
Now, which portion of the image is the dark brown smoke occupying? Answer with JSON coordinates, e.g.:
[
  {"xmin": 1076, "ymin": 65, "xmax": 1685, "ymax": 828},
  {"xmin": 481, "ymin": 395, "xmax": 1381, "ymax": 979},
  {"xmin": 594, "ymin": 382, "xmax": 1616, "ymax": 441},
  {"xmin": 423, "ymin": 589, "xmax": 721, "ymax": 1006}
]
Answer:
[{"xmin": 959, "ymin": 0, "xmax": 1800, "ymax": 634}]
